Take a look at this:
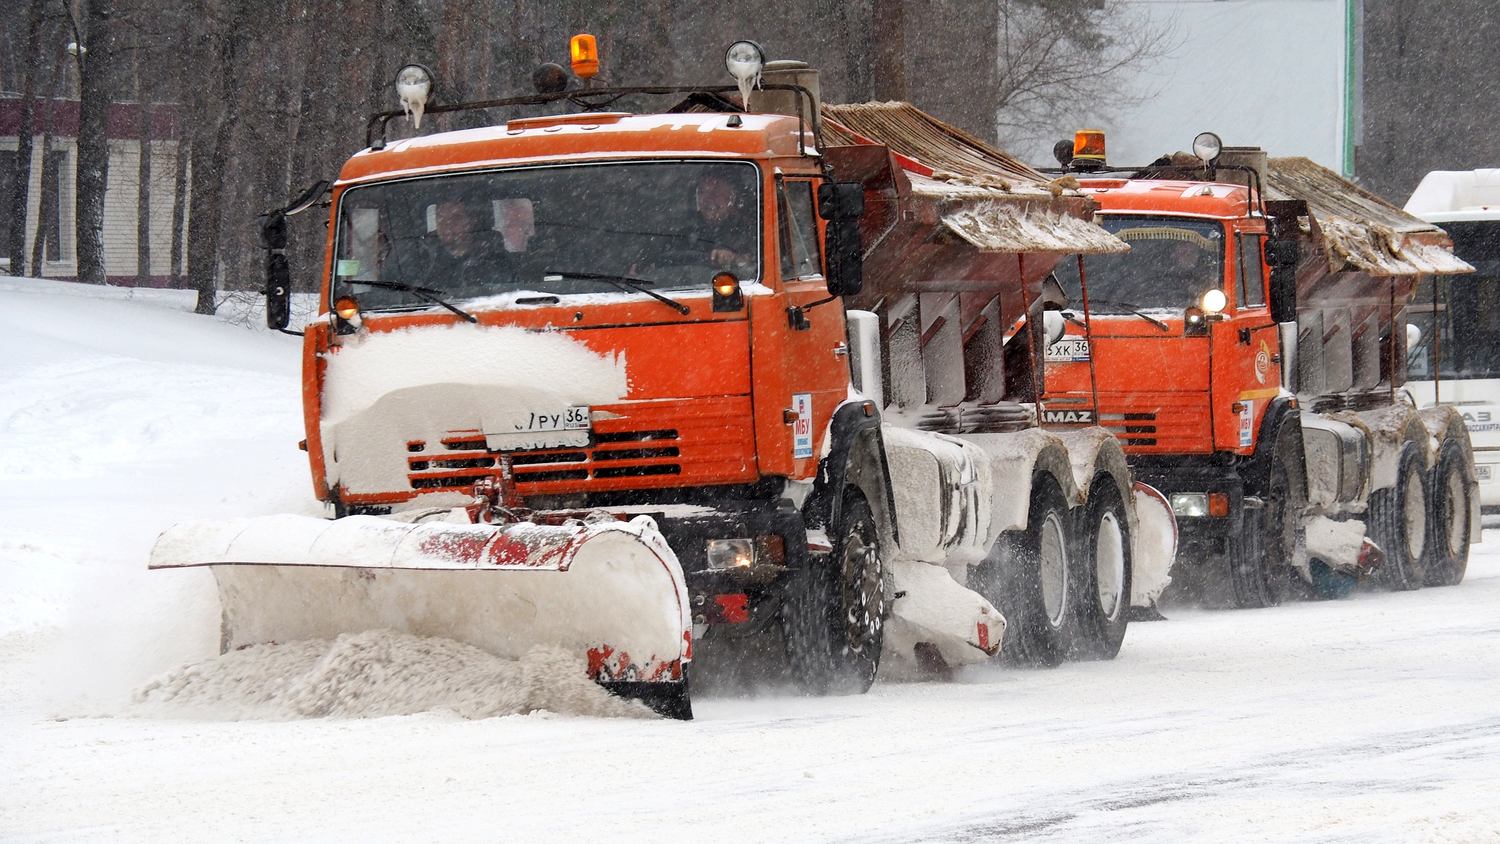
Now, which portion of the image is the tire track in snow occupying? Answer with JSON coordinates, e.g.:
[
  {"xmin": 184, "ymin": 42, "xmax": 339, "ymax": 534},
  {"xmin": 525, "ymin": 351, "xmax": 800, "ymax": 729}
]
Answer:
[{"xmin": 926, "ymin": 717, "xmax": 1500, "ymax": 842}]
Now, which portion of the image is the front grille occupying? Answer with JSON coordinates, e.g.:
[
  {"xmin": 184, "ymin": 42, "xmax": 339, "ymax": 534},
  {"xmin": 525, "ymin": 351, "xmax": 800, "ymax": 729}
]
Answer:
[
  {"xmin": 408, "ymin": 429, "xmax": 682, "ymax": 490},
  {"xmin": 1092, "ymin": 393, "xmax": 1212, "ymax": 454},
  {"xmin": 1099, "ymin": 412, "xmax": 1159, "ymax": 447},
  {"xmin": 400, "ymin": 396, "xmax": 759, "ymax": 496}
]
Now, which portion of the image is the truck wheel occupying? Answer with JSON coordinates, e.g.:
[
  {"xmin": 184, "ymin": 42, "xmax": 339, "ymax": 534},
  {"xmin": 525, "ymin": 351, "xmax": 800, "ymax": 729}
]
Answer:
[
  {"xmin": 1233, "ymin": 425, "xmax": 1299, "ymax": 609},
  {"xmin": 1371, "ymin": 443, "xmax": 1430, "ymax": 591},
  {"xmin": 971, "ymin": 473, "xmax": 1071, "ymax": 667},
  {"xmin": 782, "ymin": 491, "xmax": 884, "ymax": 695},
  {"xmin": 1068, "ymin": 477, "xmax": 1132, "ymax": 660},
  {"xmin": 1424, "ymin": 439, "xmax": 1471, "ymax": 587}
]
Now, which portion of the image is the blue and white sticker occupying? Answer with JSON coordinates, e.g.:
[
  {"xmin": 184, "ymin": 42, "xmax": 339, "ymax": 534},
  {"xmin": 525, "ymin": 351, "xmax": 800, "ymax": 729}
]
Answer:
[
  {"xmin": 792, "ymin": 393, "xmax": 814, "ymax": 459},
  {"xmin": 1239, "ymin": 400, "xmax": 1254, "ymax": 447}
]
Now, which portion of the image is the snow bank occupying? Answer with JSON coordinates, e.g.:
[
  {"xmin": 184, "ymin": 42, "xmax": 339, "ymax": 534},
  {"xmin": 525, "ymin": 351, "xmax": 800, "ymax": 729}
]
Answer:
[
  {"xmin": 0, "ymin": 276, "xmax": 311, "ymax": 709},
  {"xmin": 134, "ymin": 631, "xmax": 650, "ymax": 720}
]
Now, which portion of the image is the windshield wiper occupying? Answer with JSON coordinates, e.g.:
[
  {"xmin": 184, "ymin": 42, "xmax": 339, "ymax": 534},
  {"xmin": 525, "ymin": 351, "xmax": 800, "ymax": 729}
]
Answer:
[
  {"xmin": 338, "ymin": 279, "xmax": 477, "ymax": 323},
  {"xmin": 1086, "ymin": 299, "xmax": 1171, "ymax": 332},
  {"xmin": 544, "ymin": 269, "xmax": 691, "ymax": 315}
]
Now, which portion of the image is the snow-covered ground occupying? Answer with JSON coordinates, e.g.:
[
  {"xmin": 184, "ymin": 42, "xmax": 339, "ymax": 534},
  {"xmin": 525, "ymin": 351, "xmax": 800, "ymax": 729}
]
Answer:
[{"xmin": 4, "ymin": 277, "xmax": 1500, "ymax": 842}]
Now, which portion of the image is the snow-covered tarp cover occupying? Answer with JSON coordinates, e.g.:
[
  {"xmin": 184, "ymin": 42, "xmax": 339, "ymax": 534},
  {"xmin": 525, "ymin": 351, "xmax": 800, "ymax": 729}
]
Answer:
[
  {"xmin": 937, "ymin": 192, "xmax": 1130, "ymax": 255},
  {"xmin": 821, "ymin": 101, "xmax": 1128, "ymax": 255},
  {"xmin": 1267, "ymin": 157, "xmax": 1473, "ymax": 277}
]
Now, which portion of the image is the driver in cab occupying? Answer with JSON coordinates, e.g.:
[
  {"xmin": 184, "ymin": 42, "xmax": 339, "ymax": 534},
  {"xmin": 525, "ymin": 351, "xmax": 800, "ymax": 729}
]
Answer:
[
  {"xmin": 422, "ymin": 198, "xmax": 514, "ymax": 290},
  {"xmin": 693, "ymin": 173, "xmax": 755, "ymax": 272}
]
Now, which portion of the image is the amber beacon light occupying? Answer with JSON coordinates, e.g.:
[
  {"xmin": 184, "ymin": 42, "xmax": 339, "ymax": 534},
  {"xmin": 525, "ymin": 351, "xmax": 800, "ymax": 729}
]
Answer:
[
  {"xmin": 570, "ymin": 34, "xmax": 600, "ymax": 79},
  {"xmin": 1073, "ymin": 129, "xmax": 1107, "ymax": 164}
]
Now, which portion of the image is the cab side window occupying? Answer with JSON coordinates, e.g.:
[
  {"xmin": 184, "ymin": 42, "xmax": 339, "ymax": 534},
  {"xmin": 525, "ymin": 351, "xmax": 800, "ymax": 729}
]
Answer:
[
  {"xmin": 779, "ymin": 180, "xmax": 823, "ymax": 280},
  {"xmin": 1237, "ymin": 233, "xmax": 1267, "ymax": 308}
]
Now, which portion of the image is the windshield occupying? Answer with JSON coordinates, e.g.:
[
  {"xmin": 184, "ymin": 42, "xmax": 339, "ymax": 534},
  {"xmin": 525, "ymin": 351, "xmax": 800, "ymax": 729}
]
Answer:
[
  {"xmin": 1055, "ymin": 215, "xmax": 1226, "ymax": 313},
  {"xmin": 1408, "ymin": 220, "xmax": 1500, "ymax": 381},
  {"xmin": 332, "ymin": 160, "xmax": 760, "ymax": 310}
]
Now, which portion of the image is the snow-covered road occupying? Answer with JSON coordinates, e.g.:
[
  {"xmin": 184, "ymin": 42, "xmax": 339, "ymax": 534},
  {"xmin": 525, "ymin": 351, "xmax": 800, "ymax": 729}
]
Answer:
[{"xmin": 3, "ymin": 278, "xmax": 1499, "ymax": 842}]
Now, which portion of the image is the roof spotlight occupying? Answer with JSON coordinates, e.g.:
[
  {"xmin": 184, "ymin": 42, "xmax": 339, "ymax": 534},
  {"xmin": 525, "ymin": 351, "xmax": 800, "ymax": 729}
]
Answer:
[
  {"xmin": 395, "ymin": 64, "xmax": 434, "ymax": 129},
  {"xmin": 725, "ymin": 40, "xmax": 766, "ymax": 106},
  {"xmin": 1192, "ymin": 131, "xmax": 1223, "ymax": 165}
]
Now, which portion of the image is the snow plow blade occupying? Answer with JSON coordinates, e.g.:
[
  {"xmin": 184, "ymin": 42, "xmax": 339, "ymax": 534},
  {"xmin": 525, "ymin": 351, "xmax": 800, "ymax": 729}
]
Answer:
[{"xmin": 149, "ymin": 513, "xmax": 693, "ymax": 718}]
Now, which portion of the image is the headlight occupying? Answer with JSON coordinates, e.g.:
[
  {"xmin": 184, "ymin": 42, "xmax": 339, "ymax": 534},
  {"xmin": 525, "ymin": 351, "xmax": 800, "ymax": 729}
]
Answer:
[
  {"xmin": 706, "ymin": 538, "xmax": 755, "ymax": 570},
  {"xmin": 1170, "ymin": 492, "xmax": 1208, "ymax": 517},
  {"xmin": 1200, "ymin": 288, "xmax": 1228, "ymax": 315}
]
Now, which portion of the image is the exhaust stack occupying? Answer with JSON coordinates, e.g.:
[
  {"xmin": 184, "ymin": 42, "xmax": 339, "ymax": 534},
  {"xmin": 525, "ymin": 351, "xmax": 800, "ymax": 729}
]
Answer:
[{"xmin": 751, "ymin": 60, "xmax": 821, "ymax": 128}]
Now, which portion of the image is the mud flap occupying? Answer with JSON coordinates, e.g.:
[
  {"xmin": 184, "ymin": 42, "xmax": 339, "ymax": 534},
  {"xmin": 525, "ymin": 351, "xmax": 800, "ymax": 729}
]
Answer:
[
  {"xmin": 149, "ymin": 513, "xmax": 692, "ymax": 711},
  {"xmin": 1130, "ymin": 482, "xmax": 1177, "ymax": 607},
  {"xmin": 880, "ymin": 560, "xmax": 1005, "ymax": 676}
]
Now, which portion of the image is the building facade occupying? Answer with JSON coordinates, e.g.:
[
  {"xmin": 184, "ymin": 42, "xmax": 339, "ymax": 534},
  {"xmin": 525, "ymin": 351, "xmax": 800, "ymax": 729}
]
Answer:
[{"xmin": 0, "ymin": 98, "xmax": 185, "ymax": 285}]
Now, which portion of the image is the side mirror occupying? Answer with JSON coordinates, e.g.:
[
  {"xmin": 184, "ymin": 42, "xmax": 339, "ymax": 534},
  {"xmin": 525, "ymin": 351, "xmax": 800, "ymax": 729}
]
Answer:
[
  {"xmin": 1406, "ymin": 322, "xmax": 1422, "ymax": 350},
  {"xmin": 1040, "ymin": 273, "xmax": 1070, "ymax": 311},
  {"xmin": 259, "ymin": 210, "xmax": 288, "ymax": 251},
  {"xmin": 818, "ymin": 181, "xmax": 865, "ymax": 221},
  {"xmin": 266, "ymin": 253, "xmax": 291, "ymax": 330},
  {"xmin": 818, "ymin": 182, "xmax": 865, "ymax": 297},
  {"xmin": 285, "ymin": 180, "xmax": 330, "ymax": 217},
  {"xmin": 1265, "ymin": 237, "xmax": 1299, "ymax": 324}
]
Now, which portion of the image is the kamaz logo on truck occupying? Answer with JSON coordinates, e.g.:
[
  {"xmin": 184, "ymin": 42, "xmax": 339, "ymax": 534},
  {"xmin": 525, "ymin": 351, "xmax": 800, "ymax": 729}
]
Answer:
[{"xmin": 1043, "ymin": 409, "xmax": 1094, "ymax": 424}]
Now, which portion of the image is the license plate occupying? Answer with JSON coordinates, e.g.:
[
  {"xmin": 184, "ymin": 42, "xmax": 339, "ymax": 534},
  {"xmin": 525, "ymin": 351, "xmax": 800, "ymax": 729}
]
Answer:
[
  {"xmin": 1045, "ymin": 338, "xmax": 1091, "ymax": 362},
  {"xmin": 484, "ymin": 405, "xmax": 591, "ymax": 451},
  {"xmin": 1477, "ymin": 464, "xmax": 1492, "ymax": 481}
]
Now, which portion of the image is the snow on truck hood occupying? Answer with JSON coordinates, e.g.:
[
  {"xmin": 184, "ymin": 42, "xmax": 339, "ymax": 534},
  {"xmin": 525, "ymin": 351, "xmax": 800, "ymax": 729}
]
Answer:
[{"xmin": 320, "ymin": 323, "xmax": 628, "ymax": 495}]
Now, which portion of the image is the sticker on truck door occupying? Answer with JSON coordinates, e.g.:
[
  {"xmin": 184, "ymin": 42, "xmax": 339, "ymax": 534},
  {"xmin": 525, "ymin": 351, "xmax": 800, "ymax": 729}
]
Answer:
[
  {"xmin": 792, "ymin": 393, "xmax": 813, "ymax": 459},
  {"xmin": 1239, "ymin": 400, "xmax": 1254, "ymax": 447}
]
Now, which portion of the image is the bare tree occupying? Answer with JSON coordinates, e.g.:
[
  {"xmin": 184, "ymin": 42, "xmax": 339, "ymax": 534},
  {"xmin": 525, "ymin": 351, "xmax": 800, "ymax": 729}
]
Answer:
[
  {"xmin": 8, "ymin": 1, "xmax": 48, "ymax": 275},
  {"xmin": 74, "ymin": 0, "xmax": 119, "ymax": 285},
  {"xmin": 993, "ymin": 0, "xmax": 1177, "ymax": 150}
]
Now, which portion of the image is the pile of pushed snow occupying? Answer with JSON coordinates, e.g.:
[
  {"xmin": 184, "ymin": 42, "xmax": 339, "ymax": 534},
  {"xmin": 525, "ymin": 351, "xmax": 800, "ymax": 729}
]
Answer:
[{"xmin": 133, "ymin": 631, "xmax": 651, "ymax": 720}]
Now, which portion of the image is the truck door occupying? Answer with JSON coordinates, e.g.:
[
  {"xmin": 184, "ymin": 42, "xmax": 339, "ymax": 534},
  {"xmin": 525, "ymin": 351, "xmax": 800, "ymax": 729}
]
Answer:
[
  {"xmin": 751, "ymin": 177, "xmax": 850, "ymax": 480},
  {"xmin": 1211, "ymin": 229, "xmax": 1282, "ymax": 455}
]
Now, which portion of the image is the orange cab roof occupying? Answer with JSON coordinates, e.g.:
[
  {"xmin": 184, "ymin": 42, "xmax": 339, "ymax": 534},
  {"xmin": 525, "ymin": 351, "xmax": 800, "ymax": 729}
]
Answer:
[
  {"xmin": 337, "ymin": 112, "xmax": 812, "ymax": 186},
  {"xmin": 1077, "ymin": 177, "xmax": 1255, "ymax": 220}
]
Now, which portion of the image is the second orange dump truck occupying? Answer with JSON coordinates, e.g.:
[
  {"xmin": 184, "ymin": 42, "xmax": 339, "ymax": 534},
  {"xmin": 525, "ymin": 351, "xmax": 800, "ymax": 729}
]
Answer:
[{"xmin": 1042, "ymin": 133, "xmax": 1478, "ymax": 607}]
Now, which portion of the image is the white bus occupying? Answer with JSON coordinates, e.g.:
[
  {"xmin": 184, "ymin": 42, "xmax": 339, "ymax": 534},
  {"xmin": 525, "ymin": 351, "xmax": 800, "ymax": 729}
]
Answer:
[{"xmin": 1405, "ymin": 169, "xmax": 1500, "ymax": 506}]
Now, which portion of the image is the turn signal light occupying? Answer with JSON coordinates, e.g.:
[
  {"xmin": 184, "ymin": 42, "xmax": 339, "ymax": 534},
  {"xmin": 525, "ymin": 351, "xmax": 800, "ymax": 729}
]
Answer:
[
  {"xmin": 1208, "ymin": 492, "xmax": 1230, "ymax": 518},
  {"xmin": 333, "ymin": 295, "xmax": 360, "ymax": 321},
  {"xmin": 712, "ymin": 271, "xmax": 744, "ymax": 312},
  {"xmin": 570, "ymin": 34, "xmax": 599, "ymax": 79}
]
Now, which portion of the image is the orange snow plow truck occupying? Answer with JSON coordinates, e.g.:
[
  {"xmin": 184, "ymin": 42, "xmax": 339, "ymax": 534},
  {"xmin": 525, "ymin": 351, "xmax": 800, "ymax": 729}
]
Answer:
[
  {"xmin": 150, "ymin": 43, "xmax": 1176, "ymax": 718},
  {"xmin": 1041, "ymin": 132, "xmax": 1478, "ymax": 606}
]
